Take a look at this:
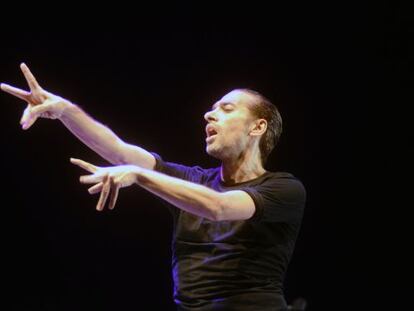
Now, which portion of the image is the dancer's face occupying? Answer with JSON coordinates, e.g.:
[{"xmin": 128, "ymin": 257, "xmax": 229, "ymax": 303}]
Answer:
[{"xmin": 204, "ymin": 90, "xmax": 259, "ymax": 160}]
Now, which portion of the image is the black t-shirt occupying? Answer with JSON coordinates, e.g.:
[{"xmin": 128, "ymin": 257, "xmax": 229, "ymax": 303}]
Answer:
[{"xmin": 151, "ymin": 153, "xmax": 306, "ymax": 311}]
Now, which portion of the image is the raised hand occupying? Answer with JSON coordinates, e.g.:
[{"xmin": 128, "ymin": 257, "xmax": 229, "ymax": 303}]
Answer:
[
  {"xmin": 70, "ymin": 158, "xmax": 142, "ymax": 211},
  {"xmin": 1, "ymin": 63, "xmax": 70, "ymax": 129}
]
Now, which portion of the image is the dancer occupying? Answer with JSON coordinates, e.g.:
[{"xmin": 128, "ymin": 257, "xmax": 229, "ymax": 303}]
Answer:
[{"xmin": 2, "ymin": 63, "xmax": 306, "ymax": 310}]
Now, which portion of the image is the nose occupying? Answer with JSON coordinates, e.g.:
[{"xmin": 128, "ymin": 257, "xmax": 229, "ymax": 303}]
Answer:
[{"xmin": 204, "ymin": 109, "xmax": 217, "ymax": 123}]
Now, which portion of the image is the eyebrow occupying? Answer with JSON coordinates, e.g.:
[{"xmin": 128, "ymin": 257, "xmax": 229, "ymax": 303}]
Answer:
[{"xmin": 211, "ymin": 102, "xmax": 235, "ymax": 110}]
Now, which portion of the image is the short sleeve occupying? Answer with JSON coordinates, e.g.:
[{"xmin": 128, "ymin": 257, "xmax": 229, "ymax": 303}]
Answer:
[
  {"xmin": 151, "ymin": 152, "xmax": 208, "ymax": 184},
  {"xmin": 243, "ymin": 176, "xmax": 306, "ymax": 224}
]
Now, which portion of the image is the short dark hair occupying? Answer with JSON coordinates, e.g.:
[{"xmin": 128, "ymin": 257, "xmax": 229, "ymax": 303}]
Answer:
[{"xmin": 239, "ymin": 89, "xmax": 283, "ymax": 165}]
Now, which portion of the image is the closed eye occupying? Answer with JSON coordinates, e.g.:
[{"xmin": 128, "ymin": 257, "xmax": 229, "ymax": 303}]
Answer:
[
  {"xmin": 221, "ymin": 104, "xmax": 234, "ymax": 113},
  {"xmin": 211, "ymin": 102, "xmax": 236, "ymax": 111}
]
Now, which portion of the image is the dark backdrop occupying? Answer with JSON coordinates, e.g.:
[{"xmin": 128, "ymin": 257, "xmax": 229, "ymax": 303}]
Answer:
[{"xmin": 0, "ymin": 4, "xmax": 410, "ymax": 310}]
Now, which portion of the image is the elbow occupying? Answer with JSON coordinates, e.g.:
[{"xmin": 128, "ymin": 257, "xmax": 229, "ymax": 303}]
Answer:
[
  {"xmin": 208, "ymin": 209, "xmax": 223, "ymax": 222},
  {"xmin": 114, "ymin": 141, "xmax": 131, "ymax": 165},
  {"xmin": 207, "ymin": 195, "xmax": 226, "ymax": 222}
]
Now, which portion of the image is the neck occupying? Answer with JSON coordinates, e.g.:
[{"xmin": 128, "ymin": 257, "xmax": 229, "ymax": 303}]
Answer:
[{"xmin": 220, "ymin": 149, "xmax": 266, "ymax": 185}]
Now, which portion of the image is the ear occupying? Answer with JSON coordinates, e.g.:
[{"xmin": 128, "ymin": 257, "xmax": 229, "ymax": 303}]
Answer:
[{"xmin": 249, "ymin": 119, "xmax": 267, "ymax": 137}]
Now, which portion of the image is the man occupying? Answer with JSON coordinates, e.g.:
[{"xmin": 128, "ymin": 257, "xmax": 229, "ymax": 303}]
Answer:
[{"xmin": 2, "ymin": 63, "xmax": 306, "ymax": 310}]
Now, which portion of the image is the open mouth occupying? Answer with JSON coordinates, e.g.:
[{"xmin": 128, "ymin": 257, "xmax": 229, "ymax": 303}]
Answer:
[
  {"xmin": 206, "ymin": 125, "xmax": 218, "ymax": 137},
  {"xmin": 206, "ymin": 125, "xmax": 218, "ymax": 142}
]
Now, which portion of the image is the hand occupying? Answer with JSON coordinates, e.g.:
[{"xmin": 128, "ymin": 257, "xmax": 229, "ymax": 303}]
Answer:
[
  {"xmin": 70, "ymin": 158, "xmax": 142, "ymax": 211},
  {"xmin": 1, "ymin": 63, "xmax": 71, "ymax": 130}
]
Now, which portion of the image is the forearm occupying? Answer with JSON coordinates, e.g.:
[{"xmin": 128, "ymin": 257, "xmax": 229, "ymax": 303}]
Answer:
[
  {"xmin": 60, "ymin": 102, "xmax": 155, "ymax": 169},
  {"xmin": 135, "ymin": 168, "xmax": 222, "ymax": 221}
]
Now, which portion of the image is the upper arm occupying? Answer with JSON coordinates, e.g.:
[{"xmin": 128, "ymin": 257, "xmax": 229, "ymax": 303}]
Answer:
[
  {"xmin": 242, "ymin": 178, "xmax": 306, "ymax": 223},
  {"xmin": 216, "ymin": 190, "xmax": 256, "ymax": 221},
  {"xmin": 216, "ymin": 177, "xmax": 306, "ymax": 223}
]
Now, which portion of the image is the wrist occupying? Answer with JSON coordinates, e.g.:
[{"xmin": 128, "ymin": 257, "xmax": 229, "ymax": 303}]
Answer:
[{"xmin": 59, "ymin": 100, "xmax": 76, "ymax": 120}]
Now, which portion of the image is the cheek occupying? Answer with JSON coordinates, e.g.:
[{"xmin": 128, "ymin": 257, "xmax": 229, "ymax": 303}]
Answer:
[
  {"xmin": 227, "ymin": 122, "xmax": 249, "ymax": 137},
  {"xmin": 219, "ymin": 116, "xmax": 250, "ymax": 141},
  {"xmin": 222, "ymin": 126, "xmax": 248, "ymax": 145}
]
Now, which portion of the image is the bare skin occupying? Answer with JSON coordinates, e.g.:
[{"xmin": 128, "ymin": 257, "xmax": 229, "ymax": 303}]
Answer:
[
  {"xmin": 2, "ymin": 65, "xmax": 266, "ymax": 219},
  {"xmin": 70, "ymin": 158, "xmax": 141, "ymax": 211},
  {"xmin": 1, "ymin": 63, "xmax": 70, "ymax": 129},
  {"xmin": 1, "ymin": 63, "xmax": 156, "ymax": 168}
]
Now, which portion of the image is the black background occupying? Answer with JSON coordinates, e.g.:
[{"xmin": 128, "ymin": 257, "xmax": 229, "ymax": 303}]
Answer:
[{"xmin": 0, "ymin": 3, "xmax": 411, "ymax": 310}]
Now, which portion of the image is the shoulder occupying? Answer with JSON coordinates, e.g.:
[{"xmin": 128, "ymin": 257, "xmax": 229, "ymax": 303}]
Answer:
[
  {"xmin": 255, "ymin": 171, "xmax": 306, "ymax": 204},
  {"xmin": 243, "ymin": 171, "xmax": 306, "ymax": 223},
  {"xmin": 262, "ymin": 171, "xmax": 304, "ymax": 187}
]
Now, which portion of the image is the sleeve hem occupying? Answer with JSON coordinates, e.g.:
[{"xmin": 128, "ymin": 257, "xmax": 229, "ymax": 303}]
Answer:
[
  {"xmin": 242, "ymin": 187, "xmax": 265, "ymax": 222},
  {"xmin": 150, "ymin": 152, "xmax": 164, "ymax": 173}
]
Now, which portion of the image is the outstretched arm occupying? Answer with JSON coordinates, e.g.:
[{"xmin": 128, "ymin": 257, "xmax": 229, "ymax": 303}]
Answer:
[
  {"xmin": 1, "ymin": 63, "xmax": 155, "ymax": 169},
  {"xmin": 71, "ymin": 158, "xmax": 256, "ymax": 221},
  {"xmin": 59, "ymin": 104, "xmax": 155, "ymax": 168}
]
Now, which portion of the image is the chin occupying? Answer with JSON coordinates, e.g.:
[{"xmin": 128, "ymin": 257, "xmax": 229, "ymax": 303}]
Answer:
[{"xmin": 206, "ymin": 145, "xmax": 223, "ymax": 160}]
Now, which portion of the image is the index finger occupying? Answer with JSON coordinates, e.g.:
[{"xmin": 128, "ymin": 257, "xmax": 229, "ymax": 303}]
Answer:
[
  {"xmin": 20, "ymin": 63, "xmax": 41, "ymax": 91},
  {"xmin": 70, "ymin": 158, "xmax": 98, "ymax": 173},
  {"xmin": 0, "ymin": 83, "xmax": 30, "ymax": 101}
]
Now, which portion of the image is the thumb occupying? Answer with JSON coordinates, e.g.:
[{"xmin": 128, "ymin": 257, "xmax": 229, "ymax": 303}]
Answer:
[{"xmin": 30, "ymin": 103, "xmax": 51, "ymax": 116}]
